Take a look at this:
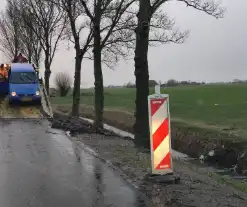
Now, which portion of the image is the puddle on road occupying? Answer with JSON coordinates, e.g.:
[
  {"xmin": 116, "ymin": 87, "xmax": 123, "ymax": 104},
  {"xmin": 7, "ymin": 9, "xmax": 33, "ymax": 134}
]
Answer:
[
  {"xmin": 47, "ymin": 128, "xmax": 149, "ymax": 206},
  {"xmin": 49, "ymin": 129, "xmax": 75, "ymax": 156}
]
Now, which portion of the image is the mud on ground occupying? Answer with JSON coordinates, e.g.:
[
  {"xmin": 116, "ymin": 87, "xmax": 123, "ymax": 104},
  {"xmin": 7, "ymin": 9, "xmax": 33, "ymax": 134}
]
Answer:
[
  {"xmin": 51, "ymin": 111, "xmax": 247, "ymax": 207},
  {"xmin": 0, "ymin": 96, "xmax": 42, "ymax": 118}
]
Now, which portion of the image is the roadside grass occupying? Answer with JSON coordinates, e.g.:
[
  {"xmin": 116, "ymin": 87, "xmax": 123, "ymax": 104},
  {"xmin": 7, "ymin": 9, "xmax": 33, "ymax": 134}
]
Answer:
[
  {"xmin": 52, "ymin": 84, "xmax": 247, "ymax": 139},
  {"xmin": 208, "ymin": 172, "xmax": 247, "ymax": 193}
]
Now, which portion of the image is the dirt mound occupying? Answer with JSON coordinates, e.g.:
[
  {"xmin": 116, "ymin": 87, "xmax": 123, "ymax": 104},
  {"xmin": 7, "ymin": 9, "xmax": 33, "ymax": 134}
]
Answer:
[
  {"xmin": 51, "ymin": 112, "xmax": 117, "ymax": 137},
  {"xmin": 172, "ymin": 125, "xmax": 247, "ymax": 175}
]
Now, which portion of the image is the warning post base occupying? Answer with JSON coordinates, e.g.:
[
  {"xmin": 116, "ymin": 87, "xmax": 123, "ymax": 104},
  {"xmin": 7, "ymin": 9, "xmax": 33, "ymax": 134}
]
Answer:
[{"xmin": 148, "ymin": 173, "xmax": 180, "ymax": 184}]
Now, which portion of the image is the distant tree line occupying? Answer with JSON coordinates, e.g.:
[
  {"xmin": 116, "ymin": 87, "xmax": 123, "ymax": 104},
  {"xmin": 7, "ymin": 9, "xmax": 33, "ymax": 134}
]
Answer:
[
  {"xmin": 124, "ymin": 79, "xmax": 206, "ymax": 88},
  {"xmin": 119, "ymin": 78, "xmax": 247, "ymax": 88}
]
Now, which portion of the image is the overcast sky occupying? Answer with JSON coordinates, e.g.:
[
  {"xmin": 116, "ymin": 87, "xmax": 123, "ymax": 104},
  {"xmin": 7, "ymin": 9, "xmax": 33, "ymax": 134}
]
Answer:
[{"xmin": 1, "ymin": 0, "xmax": 247, "ymax": 87}]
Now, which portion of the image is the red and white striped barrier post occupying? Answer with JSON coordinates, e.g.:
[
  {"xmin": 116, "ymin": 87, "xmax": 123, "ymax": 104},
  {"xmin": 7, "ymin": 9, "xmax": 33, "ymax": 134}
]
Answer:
[{"xmin": 148, "ymin": 85, "xmax": 179, "ymax": 182}]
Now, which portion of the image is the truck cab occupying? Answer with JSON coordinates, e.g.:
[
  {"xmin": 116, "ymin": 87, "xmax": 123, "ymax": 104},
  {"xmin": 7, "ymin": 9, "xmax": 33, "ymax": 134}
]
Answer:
[{"xmin": 8, "ymin": 63, "xmax": 41, "ymax": 104}]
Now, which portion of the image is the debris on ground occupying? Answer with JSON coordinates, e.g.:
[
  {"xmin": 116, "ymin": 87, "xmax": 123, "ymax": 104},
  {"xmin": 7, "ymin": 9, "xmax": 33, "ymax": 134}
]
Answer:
[{"xmin": 51, "ymin": 112, "xmax": 117, "ymax": 136}]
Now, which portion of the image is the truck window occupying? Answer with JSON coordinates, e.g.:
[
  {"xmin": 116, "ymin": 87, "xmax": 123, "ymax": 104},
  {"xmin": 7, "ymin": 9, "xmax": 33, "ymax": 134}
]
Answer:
[{"xmin": 9, "ymin": 72, "xmax": 38, "ymax": 84}]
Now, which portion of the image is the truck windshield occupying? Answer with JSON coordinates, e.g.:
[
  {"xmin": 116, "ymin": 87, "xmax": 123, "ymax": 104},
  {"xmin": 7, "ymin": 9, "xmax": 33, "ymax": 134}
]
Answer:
[{"xmin": 9, "ymin": 72, "xmax": 38, "ymax": 84}]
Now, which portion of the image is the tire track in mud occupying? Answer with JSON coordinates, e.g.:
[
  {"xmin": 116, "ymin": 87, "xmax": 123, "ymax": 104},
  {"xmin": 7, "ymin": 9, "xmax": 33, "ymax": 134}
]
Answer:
[{"xmin": 0, "ymin": 96, "xmax": 42, "ymax": 118}]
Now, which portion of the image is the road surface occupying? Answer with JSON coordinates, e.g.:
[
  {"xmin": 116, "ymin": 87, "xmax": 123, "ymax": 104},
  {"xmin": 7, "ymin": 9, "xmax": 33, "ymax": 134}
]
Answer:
[{"xmin": 0, "ymin": 119, "xmax": 146, "ymax": 207}]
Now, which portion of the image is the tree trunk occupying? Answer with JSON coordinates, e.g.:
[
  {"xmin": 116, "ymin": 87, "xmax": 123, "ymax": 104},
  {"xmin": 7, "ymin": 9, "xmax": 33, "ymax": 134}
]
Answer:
[
  {"xmin": 71, "ymin": 52, "xmax": 82, "ymax": 117},
  {"xmin": 133, "ymin": 0, "xmax": 151, "ymax": 148},
  {"xmin": 44, "ymin": 52, "xmax": 51, "ymax": 95},
  {"xmin": 28, "ymin": 48, "xmax": 32, "ymax": 63},
  {"xmin": 93, "ymin": 10, "xmax": 104, "ymax": 130},
  {"xmin": 14, "ymin": 49, "xmax": 18, "ymax": 57},
  {"xmin": 68, "ymin": 7, "xmax": 85, "ymax": 118},
  {"xmin": 14, "ymin": 37, "xmax": 18, "ymax": 57}
]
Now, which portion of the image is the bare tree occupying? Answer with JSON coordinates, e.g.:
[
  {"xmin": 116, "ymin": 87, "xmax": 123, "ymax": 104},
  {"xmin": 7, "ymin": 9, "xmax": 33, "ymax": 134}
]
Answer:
[
  {"xmin": 54, "ymin": 0, "xmax": 93, "ymax": 117},
  {"xmin": 55, "ymin": 72, "xmax": 72, "ymax": 96},
  {"xmin": 16, "ymin": 4, "xmax": 43, "ymax": 67},
  {"xmin": 19, "ymin": 15, "xmax": 43, "ymax": 66},
  {"xmin": 19, "ymin": 0, "xmax": 68, "ymax": 94},
  {"xmin": 133, "ymin": 0, "xmax": 225, "ymax": 148},
  {"xmin": 19, "ymin": 17, "xmax": 34, "ymax": 62},
  {"xmin": 80, "ymin": 0, "xmax": 136, "ymax": 130},
  {"xmin": 0, "ymin": 0, "xmax": 43, "ymax": 66},
  {"xmin": 31, "ymin": 41, "xmax": 43, "ymax": 68},
  {"xmin": 0, "ymin": 0, "xmax": 22, "ymax": 61}
]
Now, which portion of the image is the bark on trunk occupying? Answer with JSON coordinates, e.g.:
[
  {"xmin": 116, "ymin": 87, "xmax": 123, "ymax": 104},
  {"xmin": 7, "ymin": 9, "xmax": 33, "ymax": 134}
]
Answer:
[
  {"xmin": 14, "ymin": 49, "xmax": 18, "ymax": 57},
  {"xmin": 93, "ymin": 8, "xmax": 104, "ymax": 130},
  {"xmin": 71, "ymin": 53, "xmax": 82, "ymax": 117},
  {"xmin": 14, "ymin": 38, "xmax": 18, "ymax": 57},
  {"xmin": 133, "ymin": 0, "xmax": 151, "ymax": 148},
  {"xmin": 68, "ymin": 6, "xmax": 85, "ymax": 118},
  {"xmin": 28, "ymin": 49, "xmax": 32, "ymax": 63},
  {"xmin": 44, "ymin": 52, "xmax": 51, "ymax": 95}
]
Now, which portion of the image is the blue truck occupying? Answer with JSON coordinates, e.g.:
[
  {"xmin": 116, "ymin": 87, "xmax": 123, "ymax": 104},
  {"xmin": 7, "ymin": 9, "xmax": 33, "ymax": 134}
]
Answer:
[{"xmin": 0, "ymin": 63, "xmax": 41, "ymax": 104}]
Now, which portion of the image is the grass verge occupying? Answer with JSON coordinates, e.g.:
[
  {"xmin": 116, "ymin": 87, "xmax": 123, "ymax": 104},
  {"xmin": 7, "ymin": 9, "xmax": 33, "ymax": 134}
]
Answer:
[{"xmin": 208, "ymin": 172, "xmax": 247, "ymax": 193}]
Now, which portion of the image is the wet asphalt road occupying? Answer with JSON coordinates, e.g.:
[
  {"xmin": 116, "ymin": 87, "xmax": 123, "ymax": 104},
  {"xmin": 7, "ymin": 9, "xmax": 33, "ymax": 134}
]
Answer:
[{"xmin": 0, "ymin": 119, "xmax": 145, "ymax": 207}]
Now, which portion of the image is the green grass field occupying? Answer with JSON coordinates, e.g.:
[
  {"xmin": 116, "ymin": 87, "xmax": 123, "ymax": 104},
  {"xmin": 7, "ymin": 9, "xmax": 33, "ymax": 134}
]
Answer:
[{"xmin": 52, "ymin": 84, "xmax": 247, "ymax": 137}]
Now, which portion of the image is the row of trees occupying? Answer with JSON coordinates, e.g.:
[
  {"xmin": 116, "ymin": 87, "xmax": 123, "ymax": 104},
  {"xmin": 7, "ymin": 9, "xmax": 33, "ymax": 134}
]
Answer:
[
  {"xmin": 0, "ymin": 0, "xmax": 225, "ymax": 148},
  {"xmin": 125, "ymin": 79, "xmax": 206, "ymax": 88}
]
